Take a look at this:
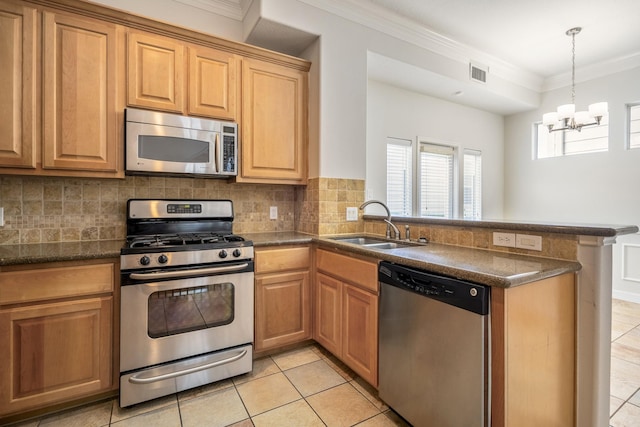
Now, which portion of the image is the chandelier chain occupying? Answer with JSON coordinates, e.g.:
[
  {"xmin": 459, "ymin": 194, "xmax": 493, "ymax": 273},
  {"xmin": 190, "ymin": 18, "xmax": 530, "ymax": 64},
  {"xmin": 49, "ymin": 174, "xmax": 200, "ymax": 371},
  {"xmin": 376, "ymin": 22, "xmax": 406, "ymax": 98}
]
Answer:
[{"xmin": 571, "ymin": 31, "xmax": 576, "ymax": 104}]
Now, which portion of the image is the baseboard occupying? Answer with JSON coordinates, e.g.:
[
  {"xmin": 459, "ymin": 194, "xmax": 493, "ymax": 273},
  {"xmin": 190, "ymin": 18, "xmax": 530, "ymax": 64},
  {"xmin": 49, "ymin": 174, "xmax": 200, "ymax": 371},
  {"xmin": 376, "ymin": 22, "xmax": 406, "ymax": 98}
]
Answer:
[{"xmin": 613, "ymin": 289, "xmax": 640, "ymax": 304}]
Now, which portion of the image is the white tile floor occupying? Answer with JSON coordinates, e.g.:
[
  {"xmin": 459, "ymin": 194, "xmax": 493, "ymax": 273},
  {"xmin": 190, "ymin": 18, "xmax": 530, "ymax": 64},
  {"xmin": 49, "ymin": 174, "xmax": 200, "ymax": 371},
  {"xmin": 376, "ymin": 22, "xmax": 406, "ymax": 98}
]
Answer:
[
  {"xmin": 609, "ymin": 299, "xmax": 640, "ymax": 427},
  {"xmin": 6, "ymin": 299, "xmax": 640, "ymax": 427}
]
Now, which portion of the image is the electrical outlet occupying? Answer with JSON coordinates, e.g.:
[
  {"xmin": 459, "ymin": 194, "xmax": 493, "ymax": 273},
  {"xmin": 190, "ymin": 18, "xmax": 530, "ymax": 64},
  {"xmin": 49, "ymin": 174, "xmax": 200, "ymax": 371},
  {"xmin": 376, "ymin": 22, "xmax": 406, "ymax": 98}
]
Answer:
[
  {"xmin": 269, "ymin": 206, "xmax": 277, "ymax": 220},
  {"xmin": 493, "ymin": 232, "xmax": 515, "ymax": 247},
  {"xmin": 346, "ymin": 207, "xmax": 358, "ymax": 221},
  {"xmin": 516, "ymin": 234, "xmax": 542, "ymax": 251}
]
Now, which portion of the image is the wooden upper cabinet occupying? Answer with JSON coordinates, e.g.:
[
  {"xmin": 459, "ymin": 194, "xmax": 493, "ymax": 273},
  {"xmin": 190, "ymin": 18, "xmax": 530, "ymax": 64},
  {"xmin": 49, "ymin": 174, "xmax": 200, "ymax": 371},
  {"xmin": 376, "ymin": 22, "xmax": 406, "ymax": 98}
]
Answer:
[
  {"xmin": 127, "ymin": 32, "xmax": 185, "ymax": 113},
  {"xmin": 239, "ymin": 58, "xmax": 308, "ymax": 185},
  {"xmin": 42, "ymin": 11, "xmax": 121, "ymax": 172},
  {"xmin": 0, "ymin": 1, "xmax": 36, "ymax": 168},
  {"xmin": 188, "ymin": 45, "xmax": 238, "ymax": 120}
]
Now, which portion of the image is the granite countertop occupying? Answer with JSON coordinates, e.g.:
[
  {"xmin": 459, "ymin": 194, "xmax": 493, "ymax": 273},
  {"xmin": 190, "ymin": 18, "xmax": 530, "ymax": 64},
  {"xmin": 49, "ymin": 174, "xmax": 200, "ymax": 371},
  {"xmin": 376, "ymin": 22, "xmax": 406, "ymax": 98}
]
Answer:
[
  {"xmin": 0, "ymin": 240, "xmax": 124, "ymax": 266},
  {"xmin": 315, "ymin": 237, "xmax": 581, "ymax": 288},
  {"xmin": 0, "ymin": 232, "xmax": 581, "ymax": 288},
  {"xmin": 376, "ymin": 215, "xmax": 639, "ymax": 237}
]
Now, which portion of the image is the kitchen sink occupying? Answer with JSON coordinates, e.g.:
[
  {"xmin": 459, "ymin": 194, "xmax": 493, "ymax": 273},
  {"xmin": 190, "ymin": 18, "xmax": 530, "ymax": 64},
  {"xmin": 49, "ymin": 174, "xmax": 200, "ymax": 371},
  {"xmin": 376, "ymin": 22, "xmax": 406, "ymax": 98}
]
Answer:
[{"xmin": 329, "ymin": 236, "xmax": 413, "ymax": 250}]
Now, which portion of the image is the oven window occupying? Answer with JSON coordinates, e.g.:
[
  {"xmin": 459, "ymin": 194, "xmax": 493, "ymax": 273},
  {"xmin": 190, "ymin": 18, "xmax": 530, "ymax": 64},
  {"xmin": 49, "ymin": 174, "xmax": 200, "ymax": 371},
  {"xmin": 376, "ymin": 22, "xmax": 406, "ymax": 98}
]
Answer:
[
  {"xmin": 147, "ymin": 283, "xmax": 234, "ymax": 338},
  {"xmin": 139, "ymin": 135, "xmax": 210, "ymax": 163}
]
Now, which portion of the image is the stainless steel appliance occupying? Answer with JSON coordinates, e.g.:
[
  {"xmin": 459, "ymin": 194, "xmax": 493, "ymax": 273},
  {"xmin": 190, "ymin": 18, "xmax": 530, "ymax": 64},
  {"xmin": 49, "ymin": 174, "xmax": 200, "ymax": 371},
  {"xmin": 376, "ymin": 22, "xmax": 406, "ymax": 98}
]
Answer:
[
  {"xmin": 125, "ymin": 108, "xmax": 237, "ymax": 177},
  {"xmin": 378, "ymin": 262, "xmax": 490, "ymax": 427},
  {"xmin": 119, "ymin": 199, "xmax": 253, "ymax": 407}
]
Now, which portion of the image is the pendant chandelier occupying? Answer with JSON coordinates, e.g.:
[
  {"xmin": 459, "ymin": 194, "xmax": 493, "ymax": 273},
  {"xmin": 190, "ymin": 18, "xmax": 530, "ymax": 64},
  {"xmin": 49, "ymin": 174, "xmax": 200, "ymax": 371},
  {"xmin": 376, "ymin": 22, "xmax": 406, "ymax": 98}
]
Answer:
[{"xmin": 542, "ymin": 27, "xmax": 608, "ymax": 132}]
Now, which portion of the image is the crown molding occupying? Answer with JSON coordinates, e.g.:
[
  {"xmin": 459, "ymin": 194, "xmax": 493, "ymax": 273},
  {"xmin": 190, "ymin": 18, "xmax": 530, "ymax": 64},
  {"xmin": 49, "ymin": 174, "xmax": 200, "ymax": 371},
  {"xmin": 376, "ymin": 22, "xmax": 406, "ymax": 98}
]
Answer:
[
  {"xmin": 174, "ymin": 0, "xmax": 253, "ymax": 20},
  {"xmin": 542, "ymin": 52, "xmax": 640, "ymax": 92},
  {"xmin": 299, "ymin": 0, "xmax": 543, "ymax": 92}
]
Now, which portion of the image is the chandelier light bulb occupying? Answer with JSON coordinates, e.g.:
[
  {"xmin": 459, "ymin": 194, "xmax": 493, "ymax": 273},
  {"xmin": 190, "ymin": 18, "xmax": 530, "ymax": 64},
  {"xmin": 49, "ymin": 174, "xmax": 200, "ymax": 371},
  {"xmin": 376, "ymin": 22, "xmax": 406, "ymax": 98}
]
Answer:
[
  {"xmin": 588, "ymin": 102, "xmax": 608, "ymax": 118},
  {"xmin": 543, "ymin": 112, "xmax": 559, "ymax": 126},
  {"xmin": 557, "ymin": 104, "xmax": 575, "ymax": 120},
  {"xmin": 574, "ymin": 111, "xmax": 591, "ymax": 126}
]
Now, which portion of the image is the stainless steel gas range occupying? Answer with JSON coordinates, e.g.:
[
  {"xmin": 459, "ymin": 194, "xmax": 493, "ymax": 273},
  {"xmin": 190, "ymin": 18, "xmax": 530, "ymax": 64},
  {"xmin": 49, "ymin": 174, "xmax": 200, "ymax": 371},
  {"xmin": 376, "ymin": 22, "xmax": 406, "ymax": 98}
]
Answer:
[{"xmin": 119, "ymin": 199, "xmax": 254, "ymax": 407}]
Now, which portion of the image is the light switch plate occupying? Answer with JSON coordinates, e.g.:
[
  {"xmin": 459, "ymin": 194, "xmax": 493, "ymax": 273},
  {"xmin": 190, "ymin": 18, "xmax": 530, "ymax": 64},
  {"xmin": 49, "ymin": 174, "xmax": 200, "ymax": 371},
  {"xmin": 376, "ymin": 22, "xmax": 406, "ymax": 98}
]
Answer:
[
  {"xmin": 346, "ymin": 207, "xmax": 358, "ymax": 221},
  {"xmin": 269, "ymin": 206, "xmax": 277, "ymax": 220}
]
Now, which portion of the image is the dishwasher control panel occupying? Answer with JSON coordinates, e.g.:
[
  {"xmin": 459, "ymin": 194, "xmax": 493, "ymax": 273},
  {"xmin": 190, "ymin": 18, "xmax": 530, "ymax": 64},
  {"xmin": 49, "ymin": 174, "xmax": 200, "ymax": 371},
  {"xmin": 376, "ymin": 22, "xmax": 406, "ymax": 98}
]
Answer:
[{"xmin": 379, "ymin": 262, "xmax": 489, "ymax": 315}]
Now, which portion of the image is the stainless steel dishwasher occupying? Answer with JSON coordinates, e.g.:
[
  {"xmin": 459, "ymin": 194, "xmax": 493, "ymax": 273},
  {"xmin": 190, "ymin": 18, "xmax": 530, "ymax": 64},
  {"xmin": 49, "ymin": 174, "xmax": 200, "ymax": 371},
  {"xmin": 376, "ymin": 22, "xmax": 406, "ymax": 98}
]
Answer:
[{"xmin": 378, "ymin": 262, "xmax": 490, "ymax": 427}]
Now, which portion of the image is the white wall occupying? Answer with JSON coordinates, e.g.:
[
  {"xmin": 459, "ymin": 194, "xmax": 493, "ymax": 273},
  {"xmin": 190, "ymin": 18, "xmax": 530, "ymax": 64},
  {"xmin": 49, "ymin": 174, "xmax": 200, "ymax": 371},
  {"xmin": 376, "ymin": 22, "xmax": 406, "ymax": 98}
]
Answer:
[
  {"xmin": 90, "ymin": 0, "xmax": 243, "ymax": 40},
  {"xmin": 367, "ymin": 80, "xmax": 505, "ymax": 219},
  {"xmin": 504, "ymin": 66, "xmax": 640, "ymax": 301}
]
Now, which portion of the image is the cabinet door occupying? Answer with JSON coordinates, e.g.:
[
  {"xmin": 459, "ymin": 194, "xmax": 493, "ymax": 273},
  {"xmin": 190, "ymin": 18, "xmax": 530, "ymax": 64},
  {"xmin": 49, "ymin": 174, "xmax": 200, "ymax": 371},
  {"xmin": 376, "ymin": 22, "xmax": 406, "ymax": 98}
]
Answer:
[
  {"xmin": 128, "ymin": 32, "xmax": 184, "ymax": 113},
  {"xmin": 255, "ymin": 271, "xmax": 311, "ymax": 351},
  {"xmin": 342, "ymin": 283, "xmax": 378, "ymax": 387},
  {"xmin": 188, "ymin": 45, "xmax": 238, "ymax": 120},
  {"xmin": 240, "ymin": 58, "xmax": 307, "ymax": 184},
  {"xmin": 0, "ymin": 297, "xmax": 112, "ymax": 415},
  {"xmin": 314, "ymin": 272, "xmax": 342, "ymax": 356},
  {"xmin": 0, "ymin": 1, "xmax": 36, "ymax": 168},
  {"xmin": 42, "ymin": 11, "xmax": 120, "ymax": 172}
]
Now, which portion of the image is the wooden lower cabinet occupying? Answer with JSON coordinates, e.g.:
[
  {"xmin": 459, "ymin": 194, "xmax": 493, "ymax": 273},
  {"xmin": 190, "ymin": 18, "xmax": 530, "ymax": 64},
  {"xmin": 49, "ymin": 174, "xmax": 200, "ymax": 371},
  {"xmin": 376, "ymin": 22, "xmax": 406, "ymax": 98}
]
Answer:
[
  {"xmin": 254, "ymin": 246, "xmax": 311, "ymax": 352},
  {"xmin": 314, "ymin": 249, "xmax": 379, "ymax": 387},
  {"xmin": 342, "ymin": 283, "xmax": 378, "ymax": 384},
  {"xmin": 0, "ymin": 260, "xmax": 117, "ymax": 419}
]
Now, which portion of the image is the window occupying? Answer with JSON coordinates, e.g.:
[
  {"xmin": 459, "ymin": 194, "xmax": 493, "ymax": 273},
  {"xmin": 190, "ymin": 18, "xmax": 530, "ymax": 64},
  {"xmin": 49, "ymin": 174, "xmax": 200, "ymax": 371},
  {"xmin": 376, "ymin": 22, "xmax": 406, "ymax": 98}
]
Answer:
[
  {"xmin": 385, "ymin": 138, "xmax": 475, "ymax": 218},
  {"xmin": 628, "ymin": 103, "xmax": 640, "ymax": 149},
  {"xmin": 463, "ymin": 150, "xmax": 482, "ymax": 220},
  {"xmin": 419, "ymin": 143, "xmax": 454, "ymax": 218},
  {"xmin": 386, "ymin": 138, "xmax": 413, "ymax": 216},
  {"xmin": 535, "ymin": 115, "xmax": 609, "ymax": 159}
]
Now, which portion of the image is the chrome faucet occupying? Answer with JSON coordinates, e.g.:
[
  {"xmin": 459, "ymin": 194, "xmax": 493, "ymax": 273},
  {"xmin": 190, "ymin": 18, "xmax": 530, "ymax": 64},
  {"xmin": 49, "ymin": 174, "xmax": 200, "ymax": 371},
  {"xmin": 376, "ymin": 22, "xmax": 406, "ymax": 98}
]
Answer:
[{"xmin": 359, "ymin": 200, "xmax": 400, "ymax": 240}]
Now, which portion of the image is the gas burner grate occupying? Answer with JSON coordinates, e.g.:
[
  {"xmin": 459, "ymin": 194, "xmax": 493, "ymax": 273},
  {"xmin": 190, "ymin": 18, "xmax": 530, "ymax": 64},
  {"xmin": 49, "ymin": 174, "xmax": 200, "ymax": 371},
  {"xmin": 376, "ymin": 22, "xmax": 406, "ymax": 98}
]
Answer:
[{"xmin": 127, "ymin": 233, "xmax": 244, "ymax": 248}]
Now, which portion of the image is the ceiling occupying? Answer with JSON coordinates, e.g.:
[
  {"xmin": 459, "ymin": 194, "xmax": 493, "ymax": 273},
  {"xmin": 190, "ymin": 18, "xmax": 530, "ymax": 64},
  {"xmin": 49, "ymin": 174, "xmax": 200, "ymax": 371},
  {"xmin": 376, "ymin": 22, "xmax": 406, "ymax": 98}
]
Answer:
[{"xmin": 362, "ymin": 0, "xmax": 640, "ymax": 79}]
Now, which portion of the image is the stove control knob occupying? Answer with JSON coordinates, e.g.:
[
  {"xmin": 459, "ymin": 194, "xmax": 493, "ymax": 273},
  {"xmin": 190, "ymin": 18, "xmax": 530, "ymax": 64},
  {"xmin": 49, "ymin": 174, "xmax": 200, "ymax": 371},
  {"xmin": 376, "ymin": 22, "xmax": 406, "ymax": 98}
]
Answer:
[
  {"xmin": 158, "ymin": 254, "xmax": 168, "ymax": 264},
  {"xmin": 219, "ymin": 250, "xmax": 228, "ymax": 259},
  {"xmin": 233, "ymin": 249, "xmax": 242, "ymax": 258},
  {"xmin": 140, "ymin": 256, "xmax": 151, "ymax": 266}
]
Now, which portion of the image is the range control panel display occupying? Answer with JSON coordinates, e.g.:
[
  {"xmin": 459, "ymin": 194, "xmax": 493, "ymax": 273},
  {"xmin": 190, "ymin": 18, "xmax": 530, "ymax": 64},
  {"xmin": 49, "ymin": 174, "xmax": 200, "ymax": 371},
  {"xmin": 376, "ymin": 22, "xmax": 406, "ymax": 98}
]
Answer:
[{"xmin": 167, "ymin": 204, "xmax": 202, "ymax": 214}]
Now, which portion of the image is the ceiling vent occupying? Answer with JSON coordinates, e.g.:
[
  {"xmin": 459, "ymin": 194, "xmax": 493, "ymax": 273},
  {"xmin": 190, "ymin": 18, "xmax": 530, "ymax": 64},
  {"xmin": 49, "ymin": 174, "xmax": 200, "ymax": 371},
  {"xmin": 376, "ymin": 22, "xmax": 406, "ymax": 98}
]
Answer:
[{"xmin": 469, "ymin": 62, "xmax": 488, "ymax": 84}]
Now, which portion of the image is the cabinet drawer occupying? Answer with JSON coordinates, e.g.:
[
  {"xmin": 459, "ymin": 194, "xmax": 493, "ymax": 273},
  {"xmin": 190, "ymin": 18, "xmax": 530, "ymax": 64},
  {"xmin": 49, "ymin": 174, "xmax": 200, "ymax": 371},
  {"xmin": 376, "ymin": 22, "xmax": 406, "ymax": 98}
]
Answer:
[
  {"xmin": 255, "ymin": 246, "xmax": 310, "ymax": 274},
  {"xmin": 316, "ymin": 249, "xmax": 378, "ymax": 293},
  {"xmin": 0, "ymin": 262, "xmax": 115, "ymax": 305}
]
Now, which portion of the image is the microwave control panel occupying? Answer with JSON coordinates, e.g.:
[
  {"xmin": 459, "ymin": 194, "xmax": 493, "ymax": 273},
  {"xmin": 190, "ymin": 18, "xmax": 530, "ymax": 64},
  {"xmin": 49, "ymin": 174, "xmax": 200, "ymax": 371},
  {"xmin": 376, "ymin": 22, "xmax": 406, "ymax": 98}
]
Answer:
[{"xmin": 222, "ymin": 125, "xmax": 237, "ymax": 174}]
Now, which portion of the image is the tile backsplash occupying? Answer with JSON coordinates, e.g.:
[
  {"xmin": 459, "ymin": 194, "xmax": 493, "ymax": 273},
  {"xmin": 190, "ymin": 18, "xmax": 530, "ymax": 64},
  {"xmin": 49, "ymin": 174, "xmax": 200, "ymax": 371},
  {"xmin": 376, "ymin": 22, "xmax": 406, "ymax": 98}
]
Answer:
[{"xmin": 0, "ymin": 176, "xmax": 297, "ymax": 245}]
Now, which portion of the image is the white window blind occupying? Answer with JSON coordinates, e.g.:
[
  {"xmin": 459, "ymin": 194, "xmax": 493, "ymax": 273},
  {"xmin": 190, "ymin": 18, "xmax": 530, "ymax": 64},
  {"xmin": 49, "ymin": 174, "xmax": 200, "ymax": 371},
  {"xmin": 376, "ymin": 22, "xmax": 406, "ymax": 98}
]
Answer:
[
  {"xmin": 419, "ymin": 143, "xmax": 453, "ymax": 218},
  {"xmin": 463, "ymin": 150, "xmax": 482, "ymax": 220},
  {"xmin": 629, "ymin": 104, "xmax": 640, "ymax": 149},
  {"xmin": 386, "ymin": 139, "xmax": 412, "ymax": 216}
]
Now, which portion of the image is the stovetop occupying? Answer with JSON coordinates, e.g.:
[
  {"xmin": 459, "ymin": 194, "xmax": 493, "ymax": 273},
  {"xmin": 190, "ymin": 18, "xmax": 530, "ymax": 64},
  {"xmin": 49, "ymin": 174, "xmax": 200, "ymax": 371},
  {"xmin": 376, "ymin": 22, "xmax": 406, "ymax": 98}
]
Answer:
[
  {"xmin": 126, "ymin": 232, "xmax": 245, "ymax": 249},
  {"xmin": 121, "ymin": 199, "xmax": 253, "ymax": 270}
]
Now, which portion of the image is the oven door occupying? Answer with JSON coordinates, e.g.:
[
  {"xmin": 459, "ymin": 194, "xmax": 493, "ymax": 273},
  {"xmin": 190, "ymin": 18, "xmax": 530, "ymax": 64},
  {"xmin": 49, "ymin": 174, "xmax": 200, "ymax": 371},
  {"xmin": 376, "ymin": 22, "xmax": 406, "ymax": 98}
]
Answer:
[
  {"xmin": 126, "ymin": 121, "xmax": 219, "ymax": 176},
  {"xmin": 120, "ymin": 266, "xmax": 253, "ymax": 373}
]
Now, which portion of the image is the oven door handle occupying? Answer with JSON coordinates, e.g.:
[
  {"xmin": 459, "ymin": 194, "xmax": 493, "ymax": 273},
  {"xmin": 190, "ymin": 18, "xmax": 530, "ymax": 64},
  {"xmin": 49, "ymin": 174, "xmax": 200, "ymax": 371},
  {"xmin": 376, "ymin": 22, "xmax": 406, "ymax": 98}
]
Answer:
[
  {"xmin": 128, "ymin": 349, "xmax": 248, "ymax": 385},
  {"xmin": 128, "ymin": 263, "xmax": 249, "ymax": 280}
]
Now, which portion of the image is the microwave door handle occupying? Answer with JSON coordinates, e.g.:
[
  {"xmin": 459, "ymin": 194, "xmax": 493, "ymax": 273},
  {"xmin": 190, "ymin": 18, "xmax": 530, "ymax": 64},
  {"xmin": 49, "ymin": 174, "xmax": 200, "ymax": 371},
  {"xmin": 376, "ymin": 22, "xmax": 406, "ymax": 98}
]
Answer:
[{"xmin": 215, "ymin": 133, "xmax": 221, "ymax": 173}]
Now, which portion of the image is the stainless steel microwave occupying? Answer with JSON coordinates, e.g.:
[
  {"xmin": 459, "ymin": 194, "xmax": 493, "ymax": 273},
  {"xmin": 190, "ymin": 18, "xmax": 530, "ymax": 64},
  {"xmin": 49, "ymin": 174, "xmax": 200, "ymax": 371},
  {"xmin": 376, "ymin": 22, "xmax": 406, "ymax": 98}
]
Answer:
[{"xmin": 125, "ymin": 108, "xmax": 237, "ymax": 177}]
